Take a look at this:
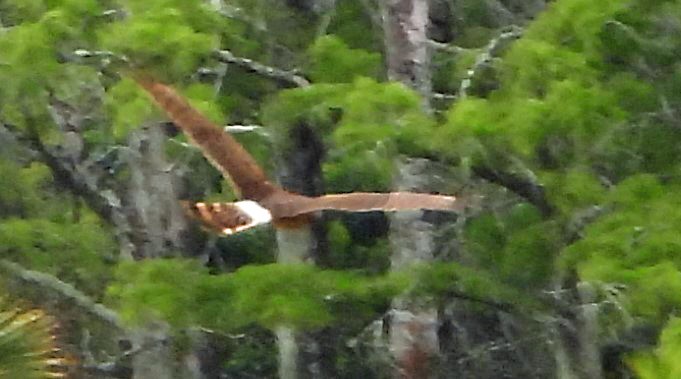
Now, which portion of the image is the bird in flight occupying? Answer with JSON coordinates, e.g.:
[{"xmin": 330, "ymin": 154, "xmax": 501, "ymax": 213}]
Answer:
[{"xmin": 135, "ymin": 77, "xmax": 467, "ymax": 235}]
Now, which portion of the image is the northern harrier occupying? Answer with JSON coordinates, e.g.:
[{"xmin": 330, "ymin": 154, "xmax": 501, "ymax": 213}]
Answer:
[{"xmin": 136, "ymin": 77, "xmax": 466, "ymax": 235}]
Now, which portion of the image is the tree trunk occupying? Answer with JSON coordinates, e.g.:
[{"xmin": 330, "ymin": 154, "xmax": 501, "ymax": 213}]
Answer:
[
  {"xmin": 381, "ymin": 0, "xmax": 432, "ymax": 105},
  {"xmin": 552, "ymin": 281, "xmax": 603, "ymax": 379},
  {"xmin": 20, "ymin": 102, "xmax": 209, "ymax": 378},
  {"xmin": 130, "ymin": 325, "xmax": 175, "ymax": 379},
  {"xmin": 124, "ymin": 125, "xmax": 210, "ymax": 379},
  {"xmin": 381, "ymin": 0, "xmax": 439, "ymax": 375},
  {"xmin": 124, "ymin": 124, "xmax": 191, "ymax": 260},
  {"xmin": 275, "ymin": 122, "xmax": 327, "ymax": 379},
  {"xmin": 275, "ymin": 324, "xmax": 302, "ymax": 379},
  {"xmin": 388, "ymin": 159, "xmax": 441, "ymax": 379}
]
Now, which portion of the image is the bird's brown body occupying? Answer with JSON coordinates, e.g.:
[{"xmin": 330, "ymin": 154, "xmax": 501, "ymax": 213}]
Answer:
[{"xmin": 136, "ymin": 76, "xmax": 465, "ymax": 234}]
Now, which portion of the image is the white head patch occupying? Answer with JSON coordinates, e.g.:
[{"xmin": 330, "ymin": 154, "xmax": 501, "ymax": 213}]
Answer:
[{"xmin": 221, "ymin": 200, "xmax": 273, "ymax": 235}]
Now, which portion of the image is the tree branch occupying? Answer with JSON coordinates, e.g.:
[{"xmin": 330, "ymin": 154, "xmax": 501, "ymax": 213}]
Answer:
[
  {"xmin": 0, "ymin": 259, "xmax": 123, "ymax": 330},
  {"xmin": 214, "ymin": 2, "xmax": 267, "ymax": 32},
  {"xmin": 442, "ymin": 289, "xmax": 516, "ymax": 313},
  {"xmin": 431, "ymin": 92, "xmax": 457, "ymax": 101},
  {"xmin": 2, "ymin": 122, "xmax": 136, "ymax": 258},
  {"xmin": 212, "ymin": 49, "xmax": 310, "ymax": 88},
  {"xmin": 472, "ymin": 164, "xmax": 554, "ymax": 217},
  {"xmin": 70, "ymin": 47, "xmax": 311, "ymax": 89},
  {"xmin": 459, "ymin": 25, "xmax": 523, "ymax": 98},
  {"xmin": 427, "ymin": 40, "xmax": 467, "ymax": 55}
]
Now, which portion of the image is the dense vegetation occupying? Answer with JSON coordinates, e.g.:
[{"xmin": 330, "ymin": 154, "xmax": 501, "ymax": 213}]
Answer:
[{"xmin": 2, "ymin": 0, "xmax": 681, "ymax": 377}]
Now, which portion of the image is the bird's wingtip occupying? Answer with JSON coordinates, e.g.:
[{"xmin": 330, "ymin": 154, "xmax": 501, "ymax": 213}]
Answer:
[{"xmin": 452, "ymin": 193, "xmax": 484, "ymax": 211}]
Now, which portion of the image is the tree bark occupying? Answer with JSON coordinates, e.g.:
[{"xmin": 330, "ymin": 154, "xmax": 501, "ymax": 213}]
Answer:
[
  {"xmin": 381, "ymin": 0, "xmax": 432, "ymax": 105},
  {"xmin": 124, "ymin": 125, "xmax": 216, "ymax": 379},
  {"xmin": 124, "ymin": 125, "xmax": 192, "ymax": 260},
  {"xmin": 381, "ymin": 0, "xmax": 439, "ymax": 375},
  {"xmin": 387, "ymin": 159, "xmax": 442, "ymax": 379},
  {"xmin": 275, "ymin": 122, "xmax": 327, "ymax": 379},
  {"xmin": 18, "ymin": 105, "xmax": 211, "ymax": 378},
  {"xmin": 552, "ymin": 282, "xmax": 604, "ymax": 379}
]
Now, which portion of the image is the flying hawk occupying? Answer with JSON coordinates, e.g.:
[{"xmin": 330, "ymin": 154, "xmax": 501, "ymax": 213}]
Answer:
[{"xmin": 135, "ymin": 77, "xmax": 466, "ymax": 235}]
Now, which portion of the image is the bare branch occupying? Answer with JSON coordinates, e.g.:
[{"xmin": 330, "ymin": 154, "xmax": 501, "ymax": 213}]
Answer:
[
  {"xmin": 68, "ymin": 47, "xmax": 311, "ymax": 89},
  {"xmin": 212, "ymin": 49, "xmax": 310, "ymax": 87},
  {"xmin": 224, "ymin": 124, "xmax": 265, "ymax": 133},
  {"xmin": 1, "ymin": 122, "xmax": 136, "ymax": 258},
  {"xmin": 566, "ymin": 205, "xmax": 607, "ymax": 244},
  {"xmin": 427, "ymin": 40, "xmax": 467, "ymax": 55},
  {"xmin": 431, "ymin": 93, "xmax": 457, "ymax": 101},
  {"xmin": 214, "ymin": 2, "xmax": 267, "ymax": 32},
  {"xmin": 472, "ymin": 164, "xmax": 554, "ymax": 217},
  {"xmin": 0, "ymin": 260, "xmax": 123, "ymax": 330},
  {"xmin": 460, "ymin": 25, "xmax": 523, "ymax": 98}
]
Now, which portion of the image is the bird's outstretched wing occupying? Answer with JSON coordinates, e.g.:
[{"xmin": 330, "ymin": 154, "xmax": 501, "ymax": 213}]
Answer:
[
  {"xmin": 184, "ymin": 192, "xmax": 464, "ymax": 235},
  {"xmin": 267, "ymin": 192, "xmax": 465, "ymax": 218},
  {"xmin": 136, "ymin": 77, "xmax": 470, "ymax": 234},
  {"xmin": 135, "ymin": 77, "xmax": 278, "ymax": 201}
]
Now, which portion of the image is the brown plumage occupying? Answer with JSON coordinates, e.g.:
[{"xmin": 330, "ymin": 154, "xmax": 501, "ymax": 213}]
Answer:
[
  {"xmin": 136, "ymin": 77, "xmax": 466, "ymax": 234},
  {"xmin": 182, "ymin": 202, "xmax": 253, "ymax": 234},
  {"xmin": 136, "ymin": 77, "xmax": 278, "ymax": 201}
]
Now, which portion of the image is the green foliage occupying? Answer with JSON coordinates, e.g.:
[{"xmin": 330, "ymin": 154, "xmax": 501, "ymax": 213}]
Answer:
[
  {"xmin": 541, "ymin": 169, "xmax": 607, "ymax": 214},
  {"xmin": 0, "ymin": 161, "xmax": 51, "ymax": 218},
  {"xmin": 438, "ymin": 1, "xmax": 681, "ymax": 344},
  {"xmin": 225, "ymin": 0, "xmax": 319, "ymax": 54},
  {"xmin": 0, "ymin": 0, "xmax": 105, "ymax": 132},
  {"xmin": 326, "ymin": 0, "xmax": 380, "ymax": 51},
  {"xmin": 7, "ymin": 0, "xmax": 681, "ymax": 373},
  {"xmin": 262, "ymin": 83, "xmax": 346, "ymax": 134},
  {"xmin": 0, "ymin": 156, "xmax": 114, "ymax": 297},
  {"xmin": 0, "ymin": 20, "xmax": 58, "ymax": 129},
  {"xmin": 411, "ymin": 263, "xmax": 532, "ymax": 309},
  {"xmin": 630, "ymin": 317, "xmax": 681, "ymax": 379},
  {"xmin": 438, "ymin": 0, "xmax": 637, "ymax": 165},
  {"xmin": 264, "ymin": 78, "xmax": 435, "ymax": 191},
  {"xmin": 307, "ymin": 35, "xmax": 381, "ymax": 83},
  {"xmin": 451, "ymin": 1, "xmax": 518, "ymax": 47},
  {"xmin": 563, "ymin": 175, "xmax": 681, "ymax": 320},
  {"xmin": 222, "ymin": 326, "xmax": 277, "ymax": 378},
  {"xmin": 214, "ymin": 228, "xmax": 277, "ymax": 267},
  {"xmin": 107, "ymin": 260, "xmax": 406, "ymax": 330},
  {"xmin": 521, "ymin": 0, "xmax": 626, "ymax": 57},
  {"xmin": 0, "ymin": 217, "xmax": 115, "ymax": 296},
  {"xmin": 327, "ymin": 220, "xmax": 391, "ymax": 273},
  {"xmin": 432, "ymin": 48, "xmax": 477, "ymax": 96},
  {"xmin": 444, "ymin": 97, "xmax": 497, "ymax": 139},
  {"xmin": 227, "ymin": 264, "xmax": 398, "ymax": 329},
  {"xmin": 99, "ymin": 1, "xmax": 220, "ymax": 80},
  {"xmin": 465, "ymin": 203, "xmax": 558, "ymax": 289},
  {"xmin": 324, "ymin": 147, "xmax": 394, "ymax": 193},
  {"xmin": 337, "ymin": 79, "xmax": 427, "ymax": 154},
  {"xmin": 105, "ymin": 78, "xmax": 154, "ymax": 140},
  {"xmin": 106, "ymin": 78, "xmax": 224, "ymax": 141},
  {"xmin": 107, "ymin": 259, "xmax": 215, "ymax": 327}
]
